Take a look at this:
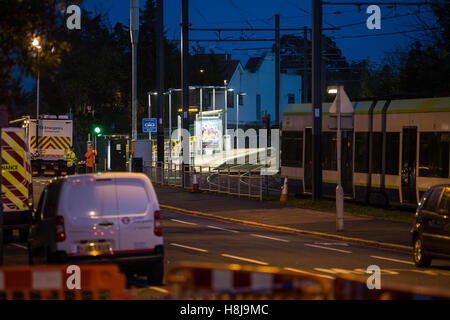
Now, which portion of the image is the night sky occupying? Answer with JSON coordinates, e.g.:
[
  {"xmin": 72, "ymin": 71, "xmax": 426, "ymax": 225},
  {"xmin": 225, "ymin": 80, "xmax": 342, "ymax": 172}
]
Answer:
[{"xmin": 83, "ymin": 0, "xmax": 436, "ymax": 64}]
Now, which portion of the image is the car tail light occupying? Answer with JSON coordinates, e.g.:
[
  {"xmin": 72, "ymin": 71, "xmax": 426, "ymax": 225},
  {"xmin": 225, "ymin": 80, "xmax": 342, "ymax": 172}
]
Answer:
[
  {"xmin": 154, "ymin": 210, "xmax": 162, "ymax": 236},
  {"xmin": 56, "ymin": 216, "xmax": 66, "ymax": 242}
]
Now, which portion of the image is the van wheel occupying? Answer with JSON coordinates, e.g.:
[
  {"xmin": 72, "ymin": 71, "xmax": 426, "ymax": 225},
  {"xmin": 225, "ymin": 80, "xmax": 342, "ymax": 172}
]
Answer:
[
  {"xmin": 3, "ymin": 229, "xmax": 13, "ymax": 243},
  {"xmin": 146, "ymin": 260, "xmax": 164, "ymax": 286},
  {"xmin": 413, "ymin": 235, "xmax": 431, "ymax": 268},
  {"xmin": 28, "ymin": 244, "xmax": 35, "ymax": 265},
  {"xmin": 19, "ymin": 228, "xmax": 29, "ymax": 242},
  {"xmin": 32, "ymin": 246, "xmax": 48, "ymax": 265}
]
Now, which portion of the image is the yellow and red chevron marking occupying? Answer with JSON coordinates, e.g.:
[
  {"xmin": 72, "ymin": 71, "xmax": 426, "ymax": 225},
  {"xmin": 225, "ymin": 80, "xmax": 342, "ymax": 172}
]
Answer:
[
  {"xmin": 30, "ymin": 136, "xmax": 71, "ymax": 150},
  {"xmin": 1, "ymin": 129, "xmax": 32, "ymax": 211}
]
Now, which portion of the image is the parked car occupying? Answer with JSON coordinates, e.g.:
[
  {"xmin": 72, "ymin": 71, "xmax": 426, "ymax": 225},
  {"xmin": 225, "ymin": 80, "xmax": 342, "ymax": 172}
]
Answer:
[
  {"xmin": 411, "ymin": 184, "xmax": 450, "ymax": 267},
  {"xmin": 27, "ymin": 172, "xmax": 164, "ymax": 285}
]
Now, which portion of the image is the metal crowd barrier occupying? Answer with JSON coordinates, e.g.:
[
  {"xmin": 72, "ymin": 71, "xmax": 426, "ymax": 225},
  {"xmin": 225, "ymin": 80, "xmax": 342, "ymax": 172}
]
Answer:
[
  {"xmin": 333, "ymin": 273, "xmax": 450, "ymax": 300},
  {"xmin": 165, "ymin": 262, "xmax": 333, "ymax": 300},
  {"xmin": 0, "ymin": 264, "xmax": 134, "ymax": 300},
  {"xmin": 144, "ymin": 161, "xmax": 263, "ymax": 200}
]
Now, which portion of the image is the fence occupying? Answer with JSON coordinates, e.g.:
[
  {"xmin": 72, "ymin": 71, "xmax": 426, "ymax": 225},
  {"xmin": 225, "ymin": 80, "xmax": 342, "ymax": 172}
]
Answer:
[
  {"xmin": 144, "ymin": 161, "xmax": 264, "ymax": 200},
  {"xmin": 0, "ymin": 264, "xmax": 134, "ymax": 300}
]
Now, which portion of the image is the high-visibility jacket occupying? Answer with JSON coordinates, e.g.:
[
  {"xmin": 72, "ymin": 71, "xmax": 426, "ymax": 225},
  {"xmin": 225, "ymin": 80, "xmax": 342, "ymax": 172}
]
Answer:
[
  {"xmin": 65, "ymin": 150, "xmax": 76, "ymax": 167},
  {"xmin": 85, "ymin": 148, "xmax": 97, "ymax": 168}
]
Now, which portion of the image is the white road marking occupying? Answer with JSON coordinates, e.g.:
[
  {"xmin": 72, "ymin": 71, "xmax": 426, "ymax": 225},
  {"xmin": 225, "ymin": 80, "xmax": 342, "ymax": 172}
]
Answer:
[
  {"xmin": 314, "ymin": 268, "xmax": 351, "ymax": 275},
  {"xmin": 207, "ymin": 225, "xmax": 239, "ymax": 233},
  {"xmin": 251, "ymin": 234, "xmax": 289, "ymax": 242},
  {"xmin": 170, "ymin": 219, "xmax": 198, "ymax": 226},
  {"xmin": 221, "ymin": 254, "xmax": 269, "ymax": 266},
  {"xmin": 314, "ymin": 242, "xmax": 349, "ymax": 246},
  {"xmin": 284, "ymin": 267, "xmax": 335, "ymax": 280},
  {"xmin": 314, "ymin": 267, "xmax": 399, "ymax": 276},
  {"xmin": 148, "ymin": 286, "xmax": 169, "ymax": 294},
  {"xmin": 305, "ymin": 243, "xmax": 352, "ymax": 254},
  {"xmin": 9, "ymin": 243, "xmax": 27, "ymax": 250},
  {"xmin": 370, "ymin": 255, "xmax": 414, "ymax": 265},
  {"xmin": 170, "ymin": 243, "xmax": 208, "ymax": 253}
]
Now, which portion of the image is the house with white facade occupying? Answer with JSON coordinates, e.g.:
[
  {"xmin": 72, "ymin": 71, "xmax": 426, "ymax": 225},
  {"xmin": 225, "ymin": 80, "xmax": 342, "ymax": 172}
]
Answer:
[
  {"xmin": 225, "ymin": 52, "xmax": 302, "ymax": 128},
  {"xmin": 191, "ymin": 52, "xmax": 302, "ymax": 129}
]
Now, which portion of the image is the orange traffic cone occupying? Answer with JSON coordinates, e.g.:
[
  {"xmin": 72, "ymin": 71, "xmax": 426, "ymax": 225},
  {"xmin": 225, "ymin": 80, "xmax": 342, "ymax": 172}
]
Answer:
[
  {"xmin": 280, "ymin": 177, "xmax": 288, "ymax": 202},
  {"xmin": 191, "ymin": 169, "xmax": 200, "ymax": 193}
]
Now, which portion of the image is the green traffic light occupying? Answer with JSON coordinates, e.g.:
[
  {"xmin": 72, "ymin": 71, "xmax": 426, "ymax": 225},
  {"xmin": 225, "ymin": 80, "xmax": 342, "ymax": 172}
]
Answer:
[{"xmin": 94, "ymin": 127, "xmax": 101, "ymax": 134}]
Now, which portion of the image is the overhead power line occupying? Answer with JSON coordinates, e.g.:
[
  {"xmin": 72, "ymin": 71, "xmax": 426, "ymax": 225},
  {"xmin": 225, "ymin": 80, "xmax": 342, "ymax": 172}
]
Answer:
[
  {"xmin": 323, "ymin": 1, "xmax": 431, "ymax": 5},
  {"xmin": 334, "ymin": 26, "xmax": 438, "ymax": 39}
]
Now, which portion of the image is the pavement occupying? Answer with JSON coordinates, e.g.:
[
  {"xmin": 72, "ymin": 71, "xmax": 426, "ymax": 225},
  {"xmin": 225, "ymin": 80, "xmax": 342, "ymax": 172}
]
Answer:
[{"xmin": 154, "ymin": 185, "xmax": 413, "ymax": 252}]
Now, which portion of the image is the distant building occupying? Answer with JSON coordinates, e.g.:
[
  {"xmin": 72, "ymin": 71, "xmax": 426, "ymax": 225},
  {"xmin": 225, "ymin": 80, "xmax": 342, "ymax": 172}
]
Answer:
[{"xmin": 190, "ymin": 52, "xmax": 302, "ymax": 129}]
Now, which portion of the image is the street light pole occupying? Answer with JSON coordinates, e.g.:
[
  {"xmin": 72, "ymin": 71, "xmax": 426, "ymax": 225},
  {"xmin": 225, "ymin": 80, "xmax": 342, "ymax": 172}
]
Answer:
[
  {"xmin": 336, "ymin": 86, "xmax": 344, "ymax": 231},
  {"xmin": 236, "ymin": 93, "xmax": 239, "ymax": 148},
  {"xmin": 130, "ymin": 0, "xmax": 139, "ymax": 143},
  {"xmin": 148, "ymin": 93, "xmax": 152, "ymax": 140},
  {"xmin": 328, "ymin": 85, "xmax": 344, "ymax": 231},
  {"xmin": 168, "ymin": 91, "xmax": 172, "ymax": 160},
  {"xmin": 32, "ymin": 38, "xmax": 41, "ymax": 154}
]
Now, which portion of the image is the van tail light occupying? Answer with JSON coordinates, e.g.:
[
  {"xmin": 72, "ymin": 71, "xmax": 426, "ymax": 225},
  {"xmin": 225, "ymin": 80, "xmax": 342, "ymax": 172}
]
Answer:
[
  {"xmin": 154, "ymin": 210, "xmax": 162, "ymax": 236},
  {"xmin": 56, "ymin": 216, "xmax": 66, "ymax": 242}
]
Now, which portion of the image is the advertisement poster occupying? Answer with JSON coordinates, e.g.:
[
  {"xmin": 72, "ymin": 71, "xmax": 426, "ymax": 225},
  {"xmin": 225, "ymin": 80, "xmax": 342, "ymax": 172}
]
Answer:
[{"xmin": 200, "ymin": 119, "xmax": 220, "ymax": 149}]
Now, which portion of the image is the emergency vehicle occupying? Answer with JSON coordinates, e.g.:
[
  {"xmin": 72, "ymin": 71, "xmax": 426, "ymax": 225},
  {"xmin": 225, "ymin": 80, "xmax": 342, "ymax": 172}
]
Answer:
[
  {"xmin": 1, "ymin": 127, "xmax": 33, "ymax": 241},
  {"xmin": 23, "ymin": 115, "xmax": 73, "ymax": 176}
]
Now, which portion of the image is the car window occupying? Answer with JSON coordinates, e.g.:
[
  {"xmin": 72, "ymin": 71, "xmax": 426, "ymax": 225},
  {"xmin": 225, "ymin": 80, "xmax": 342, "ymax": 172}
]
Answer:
[
  {"xmin": 36, "ymin": 188, "xmax": 48, "ymax": 221},
  {"xmin": 438, "ymin": 188, "xmax": 450, "ymax": 215},
  {"xmin": 66, "ymin": 180, "xmax": 117, "ymax": 217},
  {"xmin": 423, "ymin": 187, "xmax": 443, "ymax": 212},
  {"xmin": 116, "ymin": 179, "xmax": 149, "ymax": 215},
  {"xmin": 43, "ymin": 181, "xmax": 63, "ymax": 219}
]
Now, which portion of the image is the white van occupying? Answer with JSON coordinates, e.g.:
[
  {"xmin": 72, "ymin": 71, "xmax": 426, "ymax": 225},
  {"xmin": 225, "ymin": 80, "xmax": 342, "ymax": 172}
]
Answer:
[{"xmin": 28, "ymin": 172, "xmax": 164, "ymax": 285}]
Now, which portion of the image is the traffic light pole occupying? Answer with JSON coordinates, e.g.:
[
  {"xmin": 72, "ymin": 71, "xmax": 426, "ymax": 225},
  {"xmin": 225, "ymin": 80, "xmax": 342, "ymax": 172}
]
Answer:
[{"xmin": 312, "ymin": 0, "xmax": 323, "ymax": 200}]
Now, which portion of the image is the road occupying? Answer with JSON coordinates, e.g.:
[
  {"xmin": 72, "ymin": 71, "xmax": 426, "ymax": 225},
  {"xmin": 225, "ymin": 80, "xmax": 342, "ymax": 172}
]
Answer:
[{"xmin": 3, "ymin": 177, "xmax": 450, "ymax": 299}]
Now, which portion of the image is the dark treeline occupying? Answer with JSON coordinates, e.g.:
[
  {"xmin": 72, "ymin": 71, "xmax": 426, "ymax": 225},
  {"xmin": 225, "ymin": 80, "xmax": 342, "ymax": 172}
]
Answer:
[{"xmin": 1, "ymin": 0, "xmax": 448, "ymax": 145}]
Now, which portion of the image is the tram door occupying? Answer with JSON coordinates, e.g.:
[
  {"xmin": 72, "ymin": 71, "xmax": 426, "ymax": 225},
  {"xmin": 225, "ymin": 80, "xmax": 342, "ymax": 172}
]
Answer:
[
  {"xmin": 304, "ymin": 128, "xmax": 312, "ymax": 193},
  {"xmin": 342, "ymin": 130, "xmax": 353, "ymax": 196},
  {"xmin": 401, "ymin": 127, "xmax": 417, "ymax": 204}
]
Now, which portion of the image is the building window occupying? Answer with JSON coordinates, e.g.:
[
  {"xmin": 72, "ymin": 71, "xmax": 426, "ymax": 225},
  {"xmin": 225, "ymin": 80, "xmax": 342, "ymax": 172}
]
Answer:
[
  {"xmin": 288, "ymin": 94, "xmax": 295, "ymax": 104},
  {"xmin": 281, "ymin": 131, "xmax": 303, "ymax": 168},
  {"xmin": 228, "ymin": 91, "xmax": 234, "ymax": 108},
  {"xmin": 419, "ymin": 132, "xmax": 450, "ymax": 178},
  {"xmin": 322, "ymin": 132, "xmax": 337, "ymax": 170},
  {"xmin": 238, "ymin": 94, "xmax": 244, "ymax": 106}
]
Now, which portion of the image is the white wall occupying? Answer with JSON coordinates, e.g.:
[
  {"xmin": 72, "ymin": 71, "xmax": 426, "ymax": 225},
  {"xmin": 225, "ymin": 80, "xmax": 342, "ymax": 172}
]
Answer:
[{"xmin": 226, "ymin": 52, "xmax": 302, "ymax": 127}]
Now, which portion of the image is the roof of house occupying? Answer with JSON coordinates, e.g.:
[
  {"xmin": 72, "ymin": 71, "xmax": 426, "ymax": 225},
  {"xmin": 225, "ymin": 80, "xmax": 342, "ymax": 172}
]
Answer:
[{"xmin": 244, "ymin": 56, "xmax": 265, "ymax": 73}]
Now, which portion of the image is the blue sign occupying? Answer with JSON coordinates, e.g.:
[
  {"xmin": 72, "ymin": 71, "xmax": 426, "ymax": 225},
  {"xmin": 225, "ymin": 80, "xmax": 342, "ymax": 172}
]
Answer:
[{"xmin": 143, "ymin": 118, "xmax": 157, "ymax": 133}]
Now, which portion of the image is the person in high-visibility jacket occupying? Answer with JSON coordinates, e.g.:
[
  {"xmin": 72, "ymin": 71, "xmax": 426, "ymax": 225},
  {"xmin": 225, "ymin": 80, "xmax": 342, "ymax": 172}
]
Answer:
[
  {"xmin": 65, "ymin": 146, "xmax": 77, "ymax": 175},
  {"xmin": 85, "ymin": 144, "xmax": 97, "ymax": 173}
]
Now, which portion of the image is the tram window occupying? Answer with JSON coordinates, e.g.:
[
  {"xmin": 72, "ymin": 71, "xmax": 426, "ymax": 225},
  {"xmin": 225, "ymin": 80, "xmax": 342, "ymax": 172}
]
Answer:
[
  {"xmin": 281, "ymin": 131, "xmax": 303, "ymax": 168},
  {"xmin": 372, "ymin": 133, "xmax": 382, "ymax": 174},
  {"xmin": 419, "ymin": 132, "xmax": 450, "ymax": 178},
  {"xmin": 355, "ymin": 132, "xmax": 369, "ymax": 173},
  {"xmin": 322, "ymin": 132, "xmax": 337, "ymax": 170},
  {"xmin": 386, "ymin": 132, "xmax": 400, "ymax": 175}
]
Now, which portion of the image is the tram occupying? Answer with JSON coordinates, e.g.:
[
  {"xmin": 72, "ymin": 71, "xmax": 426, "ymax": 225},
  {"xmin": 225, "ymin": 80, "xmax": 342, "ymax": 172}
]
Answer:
[{"xmin": 281, "ymin": 96, "xmax": 450, "ymax": 206}]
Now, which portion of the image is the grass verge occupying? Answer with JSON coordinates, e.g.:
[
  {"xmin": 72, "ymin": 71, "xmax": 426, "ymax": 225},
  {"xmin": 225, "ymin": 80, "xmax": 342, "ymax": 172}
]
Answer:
[{"xmin": 265, "ymin": 194, "xmax": 415, "ymax": 223}]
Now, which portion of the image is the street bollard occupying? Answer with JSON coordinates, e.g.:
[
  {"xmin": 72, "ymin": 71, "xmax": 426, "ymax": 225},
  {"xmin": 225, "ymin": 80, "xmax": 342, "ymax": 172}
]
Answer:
[{"xmin": 336, "ymin": 185, "xmax": 344, "ymax": 231}]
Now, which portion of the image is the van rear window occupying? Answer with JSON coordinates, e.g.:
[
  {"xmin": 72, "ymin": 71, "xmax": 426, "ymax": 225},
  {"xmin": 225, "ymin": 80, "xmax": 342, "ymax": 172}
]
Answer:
[
  {"xmin": 67, "ymin": 181, "xmax": 117, "ymax": 217},
  {"xmin": 116, "ymin": 180, "xmax": 149, "ymax": 215}
]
